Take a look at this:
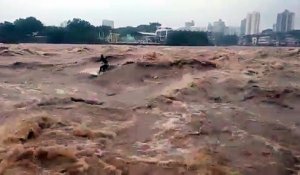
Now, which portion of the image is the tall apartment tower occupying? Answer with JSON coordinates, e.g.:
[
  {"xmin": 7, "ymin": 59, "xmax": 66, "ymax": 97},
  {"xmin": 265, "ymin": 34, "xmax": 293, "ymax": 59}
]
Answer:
[
  {"xmin": 240, "ymin": 18, "xmax": 247, "ymax": 35},
  {"xmin": 276, "ymin": 10, "xmax": 295, "ymax": 32},
  {"xmin": 245, "ymin": 12, "xmax": 260, "ymax": 35},
  {"xmin": 207, "ymin": 23, "xmax": 213, "ymax": 32}
]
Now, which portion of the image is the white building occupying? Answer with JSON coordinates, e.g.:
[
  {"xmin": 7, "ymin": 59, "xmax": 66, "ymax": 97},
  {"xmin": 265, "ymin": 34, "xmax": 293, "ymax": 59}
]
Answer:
[
  {"xmin": 138, "ymin": 27, "xmax": 172, "ymax": 43},
  {"xmin": 155, "ymin": 27, "xmax": 172, "ymax": 42},
  {"xmin": 102, "ymin": 20, "xmax": 114, "ymax": 28},
  {"xmin": 245, "ymin": 12, "xmax": 260, "ymax": 35}
]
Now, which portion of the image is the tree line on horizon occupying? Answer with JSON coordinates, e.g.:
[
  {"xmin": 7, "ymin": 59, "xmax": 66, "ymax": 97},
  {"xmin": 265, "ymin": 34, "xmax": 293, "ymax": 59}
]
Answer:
[
  {"xmin": 0, "ymin": 17, "xmax": 113, "ymax": 44},
  {"xmin": 0, "ymin": 17, "xmax": 172, "ymax": 44},
  {"xmin": 0, "ymin": 16, "xmax": 253, "ymax": 46}
]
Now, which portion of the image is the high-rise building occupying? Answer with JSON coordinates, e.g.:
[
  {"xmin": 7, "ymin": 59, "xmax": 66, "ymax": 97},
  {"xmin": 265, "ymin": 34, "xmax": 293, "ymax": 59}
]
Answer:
[
  {"xmin": 185, "ymin": 20, "xmax": 195, "ymax": 27},
  {"xmin": 251, "ymin": 12, "xmax": 260, "ymax": 34},
  {"xmin": 275, "ymin": 10, "xmax": 295, "ymax": 32},
  {"xmin": 177, "ymin": 21, "xmax": 203, "ymax": 31},
  {"xmin": 273, "ymin": 24, "xmax": 277, "ymax": 32},
  {"xmin": 240, "ymin": 18, "xmax": 247, "ymax": 35},
  {"xmin": 245, "ymin": 12, "xmax": 260, "ymax": 35},
  {"xmin": 225, "ymin": 26, "xmax": 241, "ymax": 36},
  {"xmin": 207, "ymin": 23, "xmax": 213, "ymax": 32},
  {"xmin": 102, "ymin": 20, "xmax": 114, "ymax": 28},
  {"xmin": 213, "ymin": 19, "xmax": 226, "ymax": 34}
]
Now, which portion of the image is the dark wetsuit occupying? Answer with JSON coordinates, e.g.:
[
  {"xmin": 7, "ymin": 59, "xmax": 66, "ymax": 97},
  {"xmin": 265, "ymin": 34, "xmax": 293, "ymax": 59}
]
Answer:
[{"xmin": 99, "ymin": 55, "xmax": 109, "ymax": 73}]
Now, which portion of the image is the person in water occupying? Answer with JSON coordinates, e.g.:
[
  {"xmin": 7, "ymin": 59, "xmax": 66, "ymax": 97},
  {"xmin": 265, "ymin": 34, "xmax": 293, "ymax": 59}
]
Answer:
[{"xmin": 98, "ymin": 54, "xmax": 109, "ymax": 74}]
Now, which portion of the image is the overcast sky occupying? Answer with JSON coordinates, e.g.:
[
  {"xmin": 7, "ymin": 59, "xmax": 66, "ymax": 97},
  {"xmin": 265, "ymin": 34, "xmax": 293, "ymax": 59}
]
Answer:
[{"xmin": 0, "ymin": 0, "xmax": 299, "ymax": 30}]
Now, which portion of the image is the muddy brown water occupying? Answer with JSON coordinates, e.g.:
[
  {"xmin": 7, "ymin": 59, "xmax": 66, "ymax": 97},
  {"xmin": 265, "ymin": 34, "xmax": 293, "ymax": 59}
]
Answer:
[{"xmin": 0, "ymin": 44, "xmax": 299, "ymax": 175}]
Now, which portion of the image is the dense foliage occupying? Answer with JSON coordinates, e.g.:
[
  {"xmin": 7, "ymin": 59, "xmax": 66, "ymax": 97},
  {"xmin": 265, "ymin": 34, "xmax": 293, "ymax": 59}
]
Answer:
[
  {"xmin": 0, "ymin": 17, "xmax": 45, "ymax": 43},
  {"xmin": 166, "ymin": 31, "xmax": 211, "ymax": 46},
  {"xmin": 0, "ymin": 22, "xmax": 19, "ymax": 43},
  {"xmin": 212, "ymin": 33, "xmax": 239, "ymax": 46},
  {"xmin": 0, "ymin": 17, "xmax": 111, "ymax": 44},
  {"xmin": 0, "ymin": 17, "xmax": 162, "ymax": 44}
]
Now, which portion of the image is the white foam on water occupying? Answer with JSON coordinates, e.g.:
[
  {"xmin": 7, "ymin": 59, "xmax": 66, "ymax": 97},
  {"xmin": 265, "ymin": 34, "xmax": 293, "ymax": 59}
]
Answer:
[{"xmin": 79, "ymin": 68, "xmax": 99, "ymax": 76}]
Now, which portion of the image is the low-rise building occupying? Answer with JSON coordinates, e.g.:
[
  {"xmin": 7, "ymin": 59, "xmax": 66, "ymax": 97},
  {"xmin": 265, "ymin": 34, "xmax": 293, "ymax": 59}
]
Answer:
[
  {"xmin": 283, "ymin": 35, "xmax": 299, "ymax": 46},
  {"xmin": 257, "ymin": 36, "xmax": 275, "ymax": 46},
  {"xmin": 106, "ymin": 32, "xmax": 119, "ymax": 43},
  {"xmin": 238, "ymin": 35, "xmax": 252, "ymax": 46},
  {"xmin": 238, "ymin": 30, "xmax": 299, "ymax": 46},
  {"xmin": 137, "ymin": 27, "xmax": 172, "ymax": 44},
  {"xmin": 155, "ymin": 27, "xmax": 172, "ymax": 43}
]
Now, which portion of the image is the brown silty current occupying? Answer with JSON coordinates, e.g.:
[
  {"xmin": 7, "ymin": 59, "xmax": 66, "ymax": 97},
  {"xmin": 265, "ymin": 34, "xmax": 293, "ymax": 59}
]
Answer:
[{"xmin": 0, "ymin": 44, "xmax": 299, "ymax": 175}]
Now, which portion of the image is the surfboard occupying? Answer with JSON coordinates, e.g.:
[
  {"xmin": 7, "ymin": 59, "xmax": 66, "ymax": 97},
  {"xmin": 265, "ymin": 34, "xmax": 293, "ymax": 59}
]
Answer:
[{"xmin": 80, "ymin": 68, "xmax": 99, "ymax": 76}]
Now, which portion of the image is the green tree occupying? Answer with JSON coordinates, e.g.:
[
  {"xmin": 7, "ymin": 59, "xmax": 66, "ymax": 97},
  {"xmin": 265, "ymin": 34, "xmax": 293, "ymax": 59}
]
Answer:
[
  {"xmin": 114, "ymin": 26, "xmax": 138, "ymax": 37},
  {"xmin": 14, "ymin": 17, "xmax": 44, "ymax": 36},
  {"xmin": 0, "ymin": 22, "xmax": 19, "ymax": 43},
  {"xmin": 213, "ymin": 34, "xmax": 238, "ymax": 46},
  {"xmin": 166, "ymin": 31, "xmax": 210, "ymax": 46},
  {"xmin": 115, "ymin": 22, "xmax": 161, "ymax": 38},
  {"xmin": 136, "ymin": 22, "xmax": 161, "ymax": 32},
  {"xmin": 45, "ymin": 26, "xmax": 65, "ymax": 43},
  {"xmin": 64, "ymin": 18, "xmax": 98, "ymax": 43}
]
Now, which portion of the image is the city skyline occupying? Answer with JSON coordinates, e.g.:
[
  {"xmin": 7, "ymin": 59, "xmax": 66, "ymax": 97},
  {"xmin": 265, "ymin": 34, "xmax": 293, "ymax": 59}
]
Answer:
[{"xmin": 0, "ymin": 0, "xmax": 299, "ymax": 30}]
